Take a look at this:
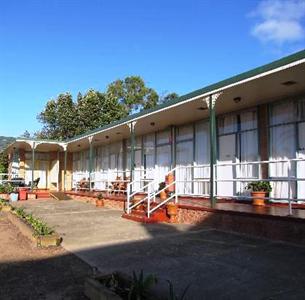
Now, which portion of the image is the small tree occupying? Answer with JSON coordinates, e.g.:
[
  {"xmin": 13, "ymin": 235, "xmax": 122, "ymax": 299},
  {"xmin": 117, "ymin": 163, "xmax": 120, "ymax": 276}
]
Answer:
[
  {"xmin": 0, "ymin": 151, "xmax": 8, "ymax": 174},
  {"xmin": 106, "ymin": 76, "xmax": 159, "ymax": 114},
  {"xmin": 20, "ymin": 130, "xmax": 31, "ymax": 138}
]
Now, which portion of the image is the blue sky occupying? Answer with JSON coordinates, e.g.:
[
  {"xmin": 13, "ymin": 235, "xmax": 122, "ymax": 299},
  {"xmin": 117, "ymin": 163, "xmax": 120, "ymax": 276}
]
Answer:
[{"xmin": 1, "ymin": 0, "xmax": 305, "ymax": 137}]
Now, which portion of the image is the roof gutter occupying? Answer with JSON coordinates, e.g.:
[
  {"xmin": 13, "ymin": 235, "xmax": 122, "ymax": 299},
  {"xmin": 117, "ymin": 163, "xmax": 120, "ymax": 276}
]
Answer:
[{"xmin": 69, "ymin": 57, "xmax": 305, "ymax": 144}]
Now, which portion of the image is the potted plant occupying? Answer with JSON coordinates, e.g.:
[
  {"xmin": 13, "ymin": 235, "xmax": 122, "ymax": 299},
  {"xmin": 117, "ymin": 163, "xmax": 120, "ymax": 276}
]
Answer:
[
  {"xmin": 5, "ymin": 184, "xmax": 18, "ymax": 202},
  {"xmin": 96, "ymin": 193, "xmax": 104, "ymax": 207},
  {"xmin": 166, "ymin": 201, "xmax": 178, "ymax": 223},
  {"xmin": 0, "ymin": 184, "xmax": 9, "ymax": 200},
  {"xmin": 0, "ymin": 198, "xmax": 11, "ymax": 211},
  {"xmin": 85, "ymin": 270, "xmax": 157, "ymax": 300},
  {"xmin": 159, "ymin": 182, "xmax": 167, "ymax": 200},
  {"xmin": 246, "ymin": 181, "xmax": 272, "ymax": 206}
]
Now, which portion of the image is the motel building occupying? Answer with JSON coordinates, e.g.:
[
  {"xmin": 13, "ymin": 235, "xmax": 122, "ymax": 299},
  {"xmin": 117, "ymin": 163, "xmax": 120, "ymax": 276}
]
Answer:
[{"xmin": 4, "ymin": 49, "xmax": 305, "ymax": 233}]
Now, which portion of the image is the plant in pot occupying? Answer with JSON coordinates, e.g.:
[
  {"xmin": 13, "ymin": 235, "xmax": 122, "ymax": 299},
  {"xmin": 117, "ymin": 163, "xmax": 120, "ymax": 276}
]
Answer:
[
  {"xmin": 131, "ymin": 195, "xmax": 145, "ymax": 211},
  {"xmin": 166, "ymin": 201, "xmax": 178, "ymax": 223},
  {"xmin": 0, "ymin": 198, "xmax": 11, "ymax": 211},
  {"xmin": 8, "ymin": 185, "xmax": 19, "ymax": 202},
  {"xmin": 159, "ymin": 182, "xmax": 168, "ymax": 200},
  {"xmin": 96, "ymin": 193, "xmax": 104, "ymax": 207},
  {"xmin": 246, "ymin": 181, "xmax": 272, "ymax": 206},
  {"xmin": 0, "ymin": 184, "xmax": 9, "ymax": 200}
]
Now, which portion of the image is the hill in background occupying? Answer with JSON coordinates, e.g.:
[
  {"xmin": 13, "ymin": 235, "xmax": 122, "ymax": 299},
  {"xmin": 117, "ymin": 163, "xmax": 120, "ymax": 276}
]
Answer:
[{"xmin": 0, "ymin": 136, "xmax": 15, "ymax": 151}]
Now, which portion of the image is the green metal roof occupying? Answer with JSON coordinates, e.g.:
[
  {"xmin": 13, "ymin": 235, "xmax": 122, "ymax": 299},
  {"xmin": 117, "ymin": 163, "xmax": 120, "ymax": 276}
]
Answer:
[
  {"xmin": 67, "ymin": 48, "xmax": 305, "ymax": 143},
  {"xmin": 8, "ymin": 48, "xmax": 305, "ymax": 148}
]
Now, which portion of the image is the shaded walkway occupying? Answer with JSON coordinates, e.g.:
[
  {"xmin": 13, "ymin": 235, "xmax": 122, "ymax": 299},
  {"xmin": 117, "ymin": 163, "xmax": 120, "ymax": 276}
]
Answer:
[{"xmin": 13, "ymin": 199, "xmax": 305, "ymax": 299}]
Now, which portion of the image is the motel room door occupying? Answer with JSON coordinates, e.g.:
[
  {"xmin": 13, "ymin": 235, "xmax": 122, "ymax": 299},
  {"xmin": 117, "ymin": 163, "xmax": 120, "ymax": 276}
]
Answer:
[
  {"xmin": 49, "ymin": 159, "xmax": 59, "ymax": 190},
  {"xmin": 36, "ymin": 160, "xmax": 48, "ymax": 189},
  {"xmin": 217, "ymin": 134, "xmax": 235, "ymax": 197}
]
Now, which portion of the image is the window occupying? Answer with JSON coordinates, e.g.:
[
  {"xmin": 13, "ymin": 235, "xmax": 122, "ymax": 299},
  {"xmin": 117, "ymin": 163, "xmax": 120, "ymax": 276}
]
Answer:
[
  {"xmin": 217, "ymin": 109, "xmax": 258, "ymax": 198},
  {"xmin": 269, "ymin": 98, "xmax": 305, "ymax": 200}
]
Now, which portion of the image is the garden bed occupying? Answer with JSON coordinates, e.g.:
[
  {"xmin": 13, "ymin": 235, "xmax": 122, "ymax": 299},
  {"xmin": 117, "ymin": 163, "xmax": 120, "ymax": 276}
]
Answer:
[
  {"xmin": 0, "ymin": 200, "xmax": 62, "ymax": 247},
  {"xmin": 84, "ymin": 270, "xmax": 189, "ymax": 300}
]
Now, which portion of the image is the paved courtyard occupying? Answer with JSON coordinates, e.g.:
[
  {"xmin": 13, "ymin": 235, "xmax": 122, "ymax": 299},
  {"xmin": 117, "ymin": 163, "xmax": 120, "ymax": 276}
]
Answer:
[{"xmin": 13, "ymin": 199, "xmax": 305, "ymax": 299}]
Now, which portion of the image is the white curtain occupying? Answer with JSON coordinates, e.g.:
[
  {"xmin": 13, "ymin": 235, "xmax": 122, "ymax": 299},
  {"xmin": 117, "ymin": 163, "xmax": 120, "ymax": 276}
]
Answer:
[
  {"xmin": 176, "ymin": 125, "xmax": 193, "ymax": 194},
  {"xmin": 236, "ymin": 130, "xmax": 258, "ymax": 195},
  {"xmin": 269, "ymin": 101, "xmax": 296, "ymax": 200},
  {"xmin": 218, "ymin": 114, "xmax": 237, "ymax": 135},
  {"xmin": 143, "ymin": 133, "xmax": 155, "ymax": 180},
  {"xmin": 194, "ymin": 121, "xmax": 210, "ymax": 195},
  {"xmin": 176, "ymin": 141, "xmax": 193, "ymax": 194},
  {"xmin": 142, "ymin": 134, "xmax": 155, "ymax": 193},
  {"xmin": 270, "ymin": 118, "xmax": 295, "ymax": 202},
  {"xmin": 297, "ymin": 122, "xmax": 305, "ymax": 201},
  {"xmin": 156, "ymin": 145, "xmax": 171, "ymax": 191},
  {"xmin": 236, "ymin": 111, "xmax": 259, "ymax": 195}
]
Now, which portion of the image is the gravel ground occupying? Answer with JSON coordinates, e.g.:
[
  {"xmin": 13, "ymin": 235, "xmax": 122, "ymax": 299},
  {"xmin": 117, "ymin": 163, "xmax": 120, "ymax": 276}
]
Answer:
[{"xmin": 0, "ymin": 211, "xmax": 91, "ymax": 300}]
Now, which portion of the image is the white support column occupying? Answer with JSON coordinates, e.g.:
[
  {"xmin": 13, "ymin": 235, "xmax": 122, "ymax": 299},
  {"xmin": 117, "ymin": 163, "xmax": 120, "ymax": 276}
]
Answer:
[
  {"xmin": 88, "ymin": 136, "xmax": 94, "ymax": 191},
  {"xmin": 127, "ymin": 121, "xmax": 137, "ymax": 186},
  {"xmin": 204, "ymin": 92, "xmax": 222, "ymax": 207},
  {"xmin": 29, "ymin": 141, "xmax": 40, "ymax": 190},
  {"xmin": 63, "ymin": 144, "xmax": 68, "ymax": 192}
]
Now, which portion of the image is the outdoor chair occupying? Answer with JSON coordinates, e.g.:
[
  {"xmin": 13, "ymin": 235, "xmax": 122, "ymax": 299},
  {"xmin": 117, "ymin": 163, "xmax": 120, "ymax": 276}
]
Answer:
[
  {"xmin": 27, "ymin": 177, "xmax": 40, "ymax": 189},
  {"xmin": 9, "ymin": 177, "xmax": 25, "ymax": 187},
  {"xmin": 76, "ymin": 178, "xmax": 90, "ymax": 191}
]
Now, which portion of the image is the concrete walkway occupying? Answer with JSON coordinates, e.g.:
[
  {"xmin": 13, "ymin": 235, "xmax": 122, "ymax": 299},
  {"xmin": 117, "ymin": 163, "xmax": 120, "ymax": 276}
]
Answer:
[{"xmin": 14, "ymin": 199, "xmax": 305, "ymax": 299}]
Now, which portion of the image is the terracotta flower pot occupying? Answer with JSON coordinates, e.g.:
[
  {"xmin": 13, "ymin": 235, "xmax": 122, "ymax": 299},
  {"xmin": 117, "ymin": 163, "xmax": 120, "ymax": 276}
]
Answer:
[
  {"xmin": 131, "ymin": 197, "xmax": 145, "ymax": 211},
  {"xmin": 251, "ymin": 191, "xmax": 266, "ymax": 206},
  {"xmin": 0, "ymin": 193, "xmax": 10, "ymax": 200},
  {"xmin": 96, "ymin": 199, "xmax": 104, "ymax": 207},
  {"xmin": 165, "ymin": 173, "xmax": 175, "ymax": 193},
  {"xmin": 166, "ymin": 203, "xmax": 178, "ymax": 223},
  {"xmin": 160, "ymin": 190, "xmax": 167, "ymax": 200}
]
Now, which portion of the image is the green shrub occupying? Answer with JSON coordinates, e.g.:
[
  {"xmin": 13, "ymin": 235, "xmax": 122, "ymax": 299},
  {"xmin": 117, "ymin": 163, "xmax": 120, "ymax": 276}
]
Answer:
[
  {"xmin": 14, "ymin": 207, "xmax": 54, "ymax": 236},
  {"xmin": 0, "ymin": 198, "xmax": 9, "ymax": 206},
  {"xmin": 245, "ymin": 181, "xmax": 272, "ymax": 192},
  {"xmin": 0, "ymin": 184, "xmax": 6, "ymax": 193},
  {"xmin": 128, "ymin": 270, "xmax": 157, "ymax": 299}
]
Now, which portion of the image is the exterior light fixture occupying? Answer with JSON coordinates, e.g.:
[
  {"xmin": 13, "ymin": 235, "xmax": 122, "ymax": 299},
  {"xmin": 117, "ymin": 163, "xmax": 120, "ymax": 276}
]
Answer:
[
  {"xmin": 233, "ymin": 97, "xmax": 241, "ymax": 103},
  {"xmin": 150, "ymin": 122, "xmax": 155, "ymax": 126},
  {"xmin": 77, "ymin": 144, "xmax": 81, "ymax": 148},
  {"xmin": 281, "ymin": 80, "xmax": 297, "ymax": 86},
  {"xmin": 105, "ymin": 135, "xmax": 109, "ymax": 139}
]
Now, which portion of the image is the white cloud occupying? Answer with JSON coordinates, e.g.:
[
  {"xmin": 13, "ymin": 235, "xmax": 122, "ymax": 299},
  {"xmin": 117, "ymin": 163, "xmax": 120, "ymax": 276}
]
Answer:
[{"xmin": 250, "ymin": 0, "xmax": 305, "ymax": 45}]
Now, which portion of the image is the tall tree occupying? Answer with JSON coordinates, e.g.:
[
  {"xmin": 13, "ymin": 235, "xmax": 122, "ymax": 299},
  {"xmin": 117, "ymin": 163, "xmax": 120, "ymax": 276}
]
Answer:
[
  {"xmin": 160, "ymin": 92, "xmax": 179, "ymax": 104},
  {"xmin": 0, "ymin": 151, "xmax": 8, "ymax": 174},
  {"xmin": 36, "ymin": 93, "xmax": 77, "ymax": 140},
  {"xmin": 76, "ymin": 89, "xmax": 125, "ymax": 134},
  {"xmin": 36, "ymin": 76, "xmax": 177, "ymax": 140},
  {"xmin": 20, "ymin": 130, "xmax": 31, "ymax": 138},
  {"xmin": 106, "ymin": 76, "xmax": 159, "ymax": 114}
]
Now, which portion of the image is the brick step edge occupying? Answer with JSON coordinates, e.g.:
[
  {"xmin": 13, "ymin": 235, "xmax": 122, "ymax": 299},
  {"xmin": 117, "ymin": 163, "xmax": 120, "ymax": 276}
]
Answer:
[{"xmin": 121, "ymin": 213, "xmax": 159, "ymax": 224}]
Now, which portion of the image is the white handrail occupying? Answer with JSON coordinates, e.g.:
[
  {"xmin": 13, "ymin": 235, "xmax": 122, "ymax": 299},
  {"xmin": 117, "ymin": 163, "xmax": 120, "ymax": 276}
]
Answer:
[
  {"xmin": 126, "ymin": 166, "xmax": 178, "ymax": 214},
  {"xmin": 127, "ymin": 157, "xmax": 305, "ymax": 217},
  {"xmin": 147, "ymin": 180, "xmax": 177, "ymax": 218}
]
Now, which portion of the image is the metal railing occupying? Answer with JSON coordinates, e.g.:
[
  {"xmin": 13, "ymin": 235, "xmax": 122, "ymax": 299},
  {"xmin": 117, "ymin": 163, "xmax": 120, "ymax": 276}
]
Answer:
[
  {"xmin": 214, "ymin": 158, "xmax": 305, "ymax": 215},
  {"xmin": 0, "ymin": 173, "xmax": 21, "ymax": 185},
  {"xmin": 72, "ymin": 169, "xmax": 150, "ymax": 194},
  {"xmin": 126, "ymin": 158, "xmax": 305, "ymax": 217},
  {"xmin": 126, "ymin": 167, "xmax": 178, "ymax": 215}
]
